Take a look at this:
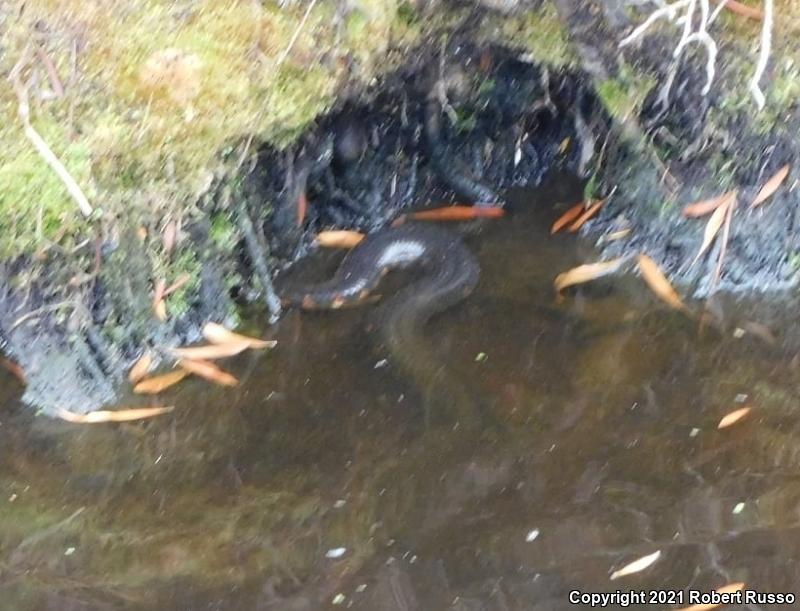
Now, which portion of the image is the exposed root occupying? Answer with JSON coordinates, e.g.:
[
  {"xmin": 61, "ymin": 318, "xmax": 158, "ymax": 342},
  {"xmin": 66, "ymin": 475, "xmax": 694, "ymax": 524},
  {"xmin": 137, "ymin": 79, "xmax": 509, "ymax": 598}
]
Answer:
[{"xmin": 748, "ymin": 0, "xmax": 773, "ymax": 109}]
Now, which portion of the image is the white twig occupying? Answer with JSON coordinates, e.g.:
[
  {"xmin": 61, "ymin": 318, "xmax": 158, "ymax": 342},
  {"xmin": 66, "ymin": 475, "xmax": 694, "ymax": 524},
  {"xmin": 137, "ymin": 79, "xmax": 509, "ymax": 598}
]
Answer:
[
  {"xmin": 749, "ymin": 0, "xmax": 773, "ymax": 109},
  {"xmin": 8, "ymin": 50, "xmax": 94, "ymax": 217},
  {"xmin": 619, "ymin": 0, "xmax": 691, "ymax": 47}
]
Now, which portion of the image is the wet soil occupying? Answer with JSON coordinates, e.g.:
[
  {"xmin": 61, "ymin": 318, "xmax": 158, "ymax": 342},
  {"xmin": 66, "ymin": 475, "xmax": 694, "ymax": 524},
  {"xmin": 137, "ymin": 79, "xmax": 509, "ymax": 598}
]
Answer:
[{"xmin": 2, "ymin": 177, "xmax": 800, "ymax": 610}]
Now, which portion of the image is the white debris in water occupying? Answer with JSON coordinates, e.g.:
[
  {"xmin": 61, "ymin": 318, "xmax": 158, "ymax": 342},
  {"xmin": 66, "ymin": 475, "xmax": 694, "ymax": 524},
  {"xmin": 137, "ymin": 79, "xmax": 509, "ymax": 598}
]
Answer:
[
  {"xmin": 475, "ymin": 352, "xmax": 488, "ymax": 362},
  {"xmin": 525, "ymin": 529, "xmax": 540, "ymax": 542},
  {"xmin": 733, "ymin": 502, "xmax": 746, "ymax": 514},
  {"xmin": 333, "ymin": 499, "xmax": 346, "ymax": 509},
  {"xmin": 326, "ymin": 547, "xmax": 347, "ymax": 559},
  {"xmin": 734, "ymin": 393, "xmax": 748, "ymax": 403},
  {"xmin": 8, "ymin": 493, "xmax": 17, "ymax": 502},
  {"xmin": 374, "ymin": 359, "xmax": 388, "ymax": 369},
  {"xmin": 355, "ymin": 584, "xmax": 367, "ymax": 593},
  {"xmin": 332, "ymin": 593, "xmax": 346, "ymax": 605},
  {"xmin": 64, "ymin": 547, "xmax": 75, "ymax": 556},
  {"xmin": 689, "ymin": 428, "xmax": 701, "ymax": 437},
  {"xmin": 733, "ymin": 327, "xmax": 746, "ymax": 338}
]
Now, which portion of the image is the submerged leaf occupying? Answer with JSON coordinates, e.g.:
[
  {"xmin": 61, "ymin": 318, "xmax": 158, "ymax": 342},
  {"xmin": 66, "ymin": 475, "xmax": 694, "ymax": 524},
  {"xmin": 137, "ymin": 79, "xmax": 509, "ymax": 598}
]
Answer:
[
  {"xmin": 0, "ymin": 357, "xmax": 26, "ymax": 385},
  {"xmin": 567, "ymin": 198, "xmax": 605, "ymax": 232},
  {"xmin": 637, "ymin": 255, "xmax": 689, "ymax": 313},
  {"xmin": 162, "ymin": 220, "xmax": 177, "ymax": 254},
  {"xmin": 751, "ymin": 164, "xmax": 790, "ymax": 208},
  {"xmin": 202, "ymin": 322, "xmax": 276, "ymax": 349},
  {"xmin": 554, "ymin": 258, "xmax": 625, "ymax": 299},
  {"xmin": 297, "ymin": 191, "xmax": 308, "ymax": 226},
  {"xmin": 55, "ymin": 406, "xmax": 174, "ymax": 423},
  {"xmin": 169, "ymin": 341, "xmax": 251, "ymax": 360},
  {"xmin": 128, "ymin": 352, "xmax": 154, "ymax": 384},
  {"xmin": 406, "ymin": 206, "xmax": 505, "ymax": 221},
  {"xmin": 163, "ymin": 273, "xmax": 192, "ymax": 297},
  {"xmin": 675, "ymin": 582, "xmax": 746, "ymax": 611},
  {"xmin": 315, "ymin": 230, "xmax": 365, "ymax": 248},
  {"xmin": 179, "ymin": 358, "xmax": 238, "ymax": 387},
  {"xmin": 133, "ymin": 369, "xmax": 190, "ymax": 394},
  {"xmin": 718, "ymin": 407, "xmax": 752, "ymax": 429},
  {"xmin": 551, "ymin": 202, "xmax": 585, "ymax": 234},
  {"xmin": 609, "ymin": 550, "xmax": 661, "ymax": 580}
]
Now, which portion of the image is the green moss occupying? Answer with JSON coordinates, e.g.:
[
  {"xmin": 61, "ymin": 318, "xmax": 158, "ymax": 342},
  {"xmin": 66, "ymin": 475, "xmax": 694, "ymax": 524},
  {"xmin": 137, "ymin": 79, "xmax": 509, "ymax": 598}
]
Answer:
[
  {"xmin": 596, "ymin": 64, "xmax": 656, "ymax": 122},
  {"xmin": 494, "ymin": 5, "xmax": 576, "ymax": 68}
]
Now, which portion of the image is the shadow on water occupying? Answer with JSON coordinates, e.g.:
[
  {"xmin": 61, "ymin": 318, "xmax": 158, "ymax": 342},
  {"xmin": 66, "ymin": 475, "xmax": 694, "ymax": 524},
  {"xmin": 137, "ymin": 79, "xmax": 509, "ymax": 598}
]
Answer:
[{"xmin": 4, "ymin": 174, "xmax": 800, "ymax": 609}]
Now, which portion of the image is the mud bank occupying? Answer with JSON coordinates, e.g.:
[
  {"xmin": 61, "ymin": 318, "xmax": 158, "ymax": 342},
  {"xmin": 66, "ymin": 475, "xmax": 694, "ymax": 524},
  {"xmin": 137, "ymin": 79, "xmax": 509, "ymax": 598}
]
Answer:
[{"xmin": 0, "ymin": 29, "xmax": 591, "ymax": 415}]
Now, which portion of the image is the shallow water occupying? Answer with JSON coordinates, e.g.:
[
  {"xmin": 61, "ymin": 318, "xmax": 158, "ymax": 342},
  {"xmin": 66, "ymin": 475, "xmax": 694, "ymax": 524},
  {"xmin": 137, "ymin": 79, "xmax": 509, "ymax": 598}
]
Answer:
[{"xmin": 2, "ymin": 174, "xmax": 800, "ymax": 610}]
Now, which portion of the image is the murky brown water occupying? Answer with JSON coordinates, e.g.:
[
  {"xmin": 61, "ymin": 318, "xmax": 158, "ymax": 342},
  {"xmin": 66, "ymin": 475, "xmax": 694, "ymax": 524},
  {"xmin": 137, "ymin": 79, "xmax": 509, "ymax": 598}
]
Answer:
[{"xmin": 2, "ymin": 175, "xmax": 800, "ymax": 610}]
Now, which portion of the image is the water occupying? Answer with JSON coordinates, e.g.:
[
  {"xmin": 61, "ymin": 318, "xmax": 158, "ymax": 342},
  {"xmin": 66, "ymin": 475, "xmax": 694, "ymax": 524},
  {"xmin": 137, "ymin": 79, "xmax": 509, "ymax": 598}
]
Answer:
[{"xmin": 2, "ymin": 174, "xmax": 800, "ymax": 610}]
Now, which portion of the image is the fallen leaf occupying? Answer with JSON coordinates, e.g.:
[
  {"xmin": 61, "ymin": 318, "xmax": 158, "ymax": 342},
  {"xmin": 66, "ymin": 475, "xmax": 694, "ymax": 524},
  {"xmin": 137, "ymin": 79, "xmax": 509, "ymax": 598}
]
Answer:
[
  {"xmin": 554, "ymin": 258, "xmax": 625, "ymax": 299},
  {"xmin": 0, "ymin": 357, "xmax": 26, "ymax": 385},
  {"xmin": 675, "ymin": 582, "xmax": 746, "ymax": 611},
  {"xmin": 604, "ymin": 228, "xmax": 632, "ymax": 242},
  {"xmin": 691, "ymin": 192, "xmax": 735, "ymax": 265},
  {"xmin": 725, "ymin": 0, "xmax": 763, "ymax": 19},
  {"xmin": 168, "ymin": 341, "xmax": 251, "ymax": 360},
  {"xmin": 558, "ymin": 137, "xmax": 571, "ymax": 154},
  {"xmin": 162, "ymin": 220, "xmax": 177, "ymax": 254},
  {"xmin": 128, "ymin": 352, "xmax": 154, "ymax": 384},
  {"xmin": 133, "ymin": 369, "xmax": 190, "ymax": 394},
  {"xmin": 567, "ymin": 198, "xmax": 604, "ymax": 232},
  {"xmin": 406, "ymin": 206, "xmax": 505, "ymax": 221},
  {"xmin": 297, "ymin": 190, "xmax": 308, "ymax": 226},
  {"xmin": 202, "ymin": 322, "xmax": 276, "ymax": 349},
  {"xmin": 637, "ymin": 254, "xmax": 689, "ymax": 313},
  {"xmin": 681, "ymin": 190, "xmax": 735, "ymax": 218},
  {"xmin": 153, "ymin": 279, "xmax": 167, "ymax": 321},
  {"xmin": 609, "ymin": 550, "xmax": 661, "ymax": 580},
  {"xmin": 163, "ymin": 273, "xmax": 191, "ymax": 297},
  {"xmin": 136, "ymin": 226, "xmax": 148, "ymax": 241},
  {"xmin": 315, "ymin": 230, "xmax": 365, "ymax": 248},
  {"xmin": 712, "ymin": 193, "xmax": 736, "ymax": 288},
  {"xmin": 55, "ymin": 406, "xmax": 174, "ymax": 423},
  {"xmin": 718, "ymin": 407, "xmax": 752, "ymax": 429},
  {"xmin": 751, "ymin": 164, "xmax": 789, "ymax": 208},
  {"xmin": 551, "ymin": 202, "xmax": 585, "ymax": 234},
  {"xmin": 179, "ymin": 358, "xmax": 238, "ymax": 387}
]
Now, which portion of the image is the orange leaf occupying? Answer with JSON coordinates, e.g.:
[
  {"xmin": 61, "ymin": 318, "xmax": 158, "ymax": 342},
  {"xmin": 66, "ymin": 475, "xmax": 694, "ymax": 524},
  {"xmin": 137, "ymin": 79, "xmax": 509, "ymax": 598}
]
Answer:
[
  {"xmin": 0, "ymin": 357, "xmax": 26, "ymax": 385},
  {"xmin": 315, "ymin": 230, "xmax": 365, "ymax": 248},
  {"xmin": 133, "ymin": 369, "xmax": 190, "ymax": 394},
  {"xmin": 637, "ymin": 254, "xmax": 689, "ymax": 313},
  {"xmin": 202, "ymin": 322, "xmax": 276, "ymax": 349},
  {"xmin": 179, "ymin": 358, "xmax": 238, "ymax": 387},
  {"xmin": 681, "ymin": 190, "xmax": 735, "ymax": 218},
  {"xmin": 750, "ymin": 164, "xmax": 790, "ymax": 208},
  {"xmin": 407, "ymin": 206, "xmax": 505, "ymax": 221},
  {"xmin": 168, "ymin": 341, "xmax": 251, "ymax": 360},
  {"xmin": 128, "ymin": 352, "xmax": 154, "ymax": 384},
  {"xmin": 554, "ymin": 258, "xmax": 625, "ymax": 299},
  {"xmin": 675, "ymin": 582, "xmax": 746, "ymax": 611},
  {"xmin": 297, "ymin": 191, "xmax": 308, "ymax": 226},
  {"xmin": 55, "ymin": 405, "xmax": 174, "ymax": 423},
  {"xmin": 567, "ymin": 198, "xmax": 604, "ymax": 232},
  {"xmin": 692, "ymin": 192, "xmax": 735, "ymax": 265},
  {"xmin": 712, "ymin": 193, "xmax": 736, "ymax": 287},
  {"xmin": 153, "ymin": 279, "xmax": 167, "ymax": 321},
  {"xmin": 725, "ymin": 0, "xmax": 763, "ymax": 20},
  {"xmin": 718, "ymin": 407, "xmax": 752, "ymax": 429},
  {"xmin": 551, "ymin": 202, "xmax": 585, "ymax": 234}
]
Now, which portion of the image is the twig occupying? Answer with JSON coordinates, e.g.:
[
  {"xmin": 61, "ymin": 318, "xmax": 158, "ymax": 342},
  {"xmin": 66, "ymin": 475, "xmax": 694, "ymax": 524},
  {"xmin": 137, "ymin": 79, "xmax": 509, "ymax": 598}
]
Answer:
[
  {"xmin": 11, "ymin": 300, "xmax": 78, "ymax": 330},
  {"xmin": 8, "ymin": 48, "xmax": 93, "ymax": 217},
  {"xmin": 276, "ymin": 0, "xmax": 319, "ymax": 68},
  {"xmin": 749, "ymin": 0, "xmax": 773, "ymax": 109}
]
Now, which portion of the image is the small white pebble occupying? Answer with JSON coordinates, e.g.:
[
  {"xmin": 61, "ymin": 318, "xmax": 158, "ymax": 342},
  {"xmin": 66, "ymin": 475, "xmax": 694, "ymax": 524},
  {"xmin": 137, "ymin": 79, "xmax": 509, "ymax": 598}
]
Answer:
[
  {"xmin": 733, "ymin": 502, "xmax": 746, "ymax": 514},
  {"xmin": 8, "ymin": 493, "xmax": 17, "ymax": 502},
  {"xmin": 734, "ymin": 394, "xmax": 748, "ymax": 403},
  {"xmin": 332, "ymin": 593, "xmax": 346, "ymax": 605},
  {"xmin": 475, "ymin": 352, "xmax": 488, "ymax": 362},
  {"xmin": 355, "ymin": 584, "xmax": 367, "ymax": 593},
  {"xmin": 333, "ymin": 499, "xmax": 346, "ymax": 509},
  {"xmin": 689, "ymin": 428, "xmax": 701, "ymax": 437},
  {"xmin": 374, "ymin": 359, "xmax": 388, "ymax": 369},
  {"xmin": 326, "ymin": 547, "xmax": 347, "ymax": 559},
  {"xmin": 409, "ymin": 555, "xmax": 417, "ymax": 564},
  {"xmin": 525, "ymin": 529, "xmax": 540, "ymax": 542},
  {"xmin": 64, "ymin": 547, "xmax": 75, "ymax": 556},
  {"xmin": 733, "ymin": 328, "xmax": 745, "ymax": 338}
]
